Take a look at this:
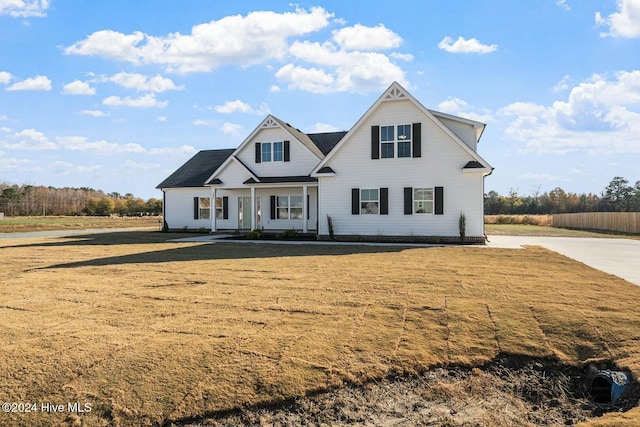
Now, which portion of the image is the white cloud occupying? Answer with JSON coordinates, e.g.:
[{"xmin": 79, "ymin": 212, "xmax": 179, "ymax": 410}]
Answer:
[
  {"xmin": 499, "ymin": 70, "xmax": 640, "ymax": 154},
  {"xmin": 0, "ymin": 127, "xmax": 10, "ymax": 132},
  {"xmin": 122, "ymin": 159, "xmax": 159, "ymax": 170},
  {"xmin": 56, "ymin": 136, "xmax": 146, "ymax": 154},
  {"xmin": 277, "ymin": 40, "xmax": 407, "ymax": 93},
  {"xmin": 104, "ymin": 72, "xmax": 183, "ymax": 92},
  {"xmin": 5, "ymin": 75, "xmax": 51, "ymax": 91},
  {"xmin": 221, "ymin": 122, "xmax": 242, "ymax": 136},
  {"xmin": 64, "ymin": 7, "xmax": 333, "ymax": 73},
  {"xmin": 214, "ymin": 99, "xmax": 269, "ymax": 115},
  {"xmin": 1, "ymin": 128, "xmax": 56, "ymax": 150},
  {"xmin": 0, "ymin": 71, "xmax": 12, "ymax": 84},
  {"xmin": 596, "ymin": 0, "xmax": 640, "ymax": 38},
  {"xmin": 308, "ymin": 122, "xmax": 340, "ymax": 133},
  {"xmin": 103, "ymin": 93, "xmax": 168, "ymax": 108},
  {"xmin": 50, "ymin": 160, "xmax": 101, "ymax": 176},
  {"xmin": 438, "ymin": 97, "xmax": 469, "ymax": 113},
  {"xmin": 193, "ymin": 119, "xmax": 216, "ymax": 126},
  {"xmin": 553, "ymin": 74, "xmax": 572, "ymax": 92},
  {"xmin": 0, "ymin": 156, "xmax": 37, "ymax": 171},
  {"xmin": 332, "ymin": 24, "xmax": 402, "ymax": 51},
  {"xmin": 437, "ymin": 97, "xmax": 495, "ymax": 123},
  {"xmin": 390, "ymin": 52, "xmax": 414, "ymax": 61},
  {"xmin": 438, "ymin": 36, "xmax": 498, "ymax": 54},
  {"xmin": 0, "ymin": 114, "xmax": 7, "ymax": 120},
  {"xmin": 79, "ymin": 109, "xmax": 109, "ymax": 117},
  {"xmin": 269, "ymin": 85, "xmax": 281, "ymax": 93},
  {"xmin": 0, "ymin": 0, "xmax": 50, "ymax": 17},
  {"xmin": 156, "ymin": 116, "xmax": 167, "ymax": 122},
  {"xmin": 149, "ymin": 145, "xmax": 196, "ymax": 155},
  {"xmin": 63, "ymin": 80, "xmax": 96, "ymax": 95},
  {"xmin": 556, "ymin": 0, "xmax": 570, "ymax": 11}
]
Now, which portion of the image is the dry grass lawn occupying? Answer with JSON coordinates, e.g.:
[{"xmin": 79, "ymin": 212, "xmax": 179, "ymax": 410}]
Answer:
[
  {"xmin": 1, "ymin": 231, "xmax": 639, "ymax": 426},
  {"xmin": 0, "ymin": 216, "xmax": 160, "ymax": 233}
]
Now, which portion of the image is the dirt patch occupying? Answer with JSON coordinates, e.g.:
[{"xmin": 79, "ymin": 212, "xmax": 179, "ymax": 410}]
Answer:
[{"xmin": 175, "ymin": 356, "xmax": 639, "ymax": 427}]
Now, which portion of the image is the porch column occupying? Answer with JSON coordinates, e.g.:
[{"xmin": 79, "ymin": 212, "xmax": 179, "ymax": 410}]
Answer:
[
  {"xmin": 302, "ymin": 185, "xmax": 308, "ymax": 233},
  {"xmin": 250, "ymin": 186, "xmax": 256, "ymax": 230},
  {"xmin": 211, "ymin": 187, "xmax": 217, "ymax": 232}
]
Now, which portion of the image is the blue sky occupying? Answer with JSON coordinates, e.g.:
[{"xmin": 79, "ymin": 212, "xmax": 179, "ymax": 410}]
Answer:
[{"xmin": 1, "ymin": 0, "xmax": 639, "ymax": 199}]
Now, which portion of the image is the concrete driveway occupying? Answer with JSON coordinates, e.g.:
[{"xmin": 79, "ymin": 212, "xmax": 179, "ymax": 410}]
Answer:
[{"xmin": 487, "ymin": 235, "xmax": 640, "ymax": 286}]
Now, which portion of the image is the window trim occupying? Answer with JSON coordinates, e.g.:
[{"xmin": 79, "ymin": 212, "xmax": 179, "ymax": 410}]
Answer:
[
  {"xmin": 379, "ymin": 124, "xmax": 412, "ymax": 159},
  {"xmin": 275, "ymin": 195, "xmax": 303, "ymax": 220},
  {"xmin": 413, "ymin": 187, "xmax": 434, "ymax": 214},
  {"xmin": 198, "ymin": 197, "xmax": 211, "ymax": 220},
  {"xmin": 360, "ymin": 188, "xmax": 380, "ymax": 215}
]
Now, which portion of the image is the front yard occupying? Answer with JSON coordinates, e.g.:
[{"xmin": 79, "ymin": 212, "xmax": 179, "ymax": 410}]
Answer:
[{"xmin": 1, "ymin": 231, "xmax": 639, "ymax": 426}]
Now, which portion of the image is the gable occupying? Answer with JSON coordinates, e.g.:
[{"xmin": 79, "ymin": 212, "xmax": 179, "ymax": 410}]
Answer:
[
  {"xmin": 312, "ymin": 82, "xmax": 492, "ymax": 175},
  {"xmin": 232, "ymin": 116, "xmax": 324, "ymax": 178}
]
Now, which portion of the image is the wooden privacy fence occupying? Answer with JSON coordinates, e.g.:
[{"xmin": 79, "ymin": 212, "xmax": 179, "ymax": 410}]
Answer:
[{"xmin": 553, "ymin": 212, "xmax": 640, "ymax": 234}]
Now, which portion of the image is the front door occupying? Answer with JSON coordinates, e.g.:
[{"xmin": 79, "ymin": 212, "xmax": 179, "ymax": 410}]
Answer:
[{"xmin": 238, "ymin": 197, "xmax": 252, "ymax": 229}]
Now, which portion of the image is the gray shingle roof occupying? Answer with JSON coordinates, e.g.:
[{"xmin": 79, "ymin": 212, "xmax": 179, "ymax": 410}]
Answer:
[
  {"xmin": 156, "ymin": 149, "xmax": 234, "ymax": 188},
  {"xmin": 308, "ymin": 132, "xmax": 348, "ymax": 155}
]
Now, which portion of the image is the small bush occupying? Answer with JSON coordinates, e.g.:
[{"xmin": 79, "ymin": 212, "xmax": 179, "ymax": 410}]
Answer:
[
  {"xmin": 281, "ymin": 228, "xmax": 299, "ymax": 239},
  {"xmin": 197, "ymin": 227, "xmax": 208, "ymax": 234},
  {"xmin": 246, "ymin": 228, "xmax": 263, "ymax": 239},
  {"xmin": 327, "ymin": 215, "xmax": 335, "ymax": 241}
]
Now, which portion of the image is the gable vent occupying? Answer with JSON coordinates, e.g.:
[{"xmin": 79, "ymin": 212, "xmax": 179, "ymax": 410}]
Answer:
[
  {"xmin": 262, "ymin": 118, "xmax": 278, "ymax": 128},
  {"xmin": 384, "ymin": 87, "xmax": 407, "ymax": 100}
]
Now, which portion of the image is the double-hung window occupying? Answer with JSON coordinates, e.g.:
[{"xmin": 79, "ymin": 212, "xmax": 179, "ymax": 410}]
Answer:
[
  {"xmin": 414, "ymin": 188, "xmax": 433, "ymax": 214},
  {"xmin": 380, "ymin": 126, "xmax": 395, "ymax": 158},
  {"xmin": 198, "ymin": 197, "xmax": 211, "ymax": 219},
  {"xmin": 276, "ymin": 195, "xmax": 303, "ymax": 219},
  {"xmin": 215, "ymin": 197, "xmax": 223, "ymax": 219},
  {"xmin": 273, "ymin": 141, "xmax": 283, "ymax": 162},
  {"xmin": 361, "ymin": 189, "xmax": 379, "ymax": 214},
  {"xmin": 261, "ymin": 142, "xmax": 272, "ymax": 162},
  {"xmin": 379, "ymin": 124, "xmax": 412, "ymax": 158},
  {"xmin": 397, "ymin": 124, "xmax": 412, "ymax": 158}
]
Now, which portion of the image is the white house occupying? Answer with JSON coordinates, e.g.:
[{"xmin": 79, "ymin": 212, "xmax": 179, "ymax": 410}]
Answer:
[{"xmin": 157, "ymin": 82, "xmax": 493, "ymax": 242}]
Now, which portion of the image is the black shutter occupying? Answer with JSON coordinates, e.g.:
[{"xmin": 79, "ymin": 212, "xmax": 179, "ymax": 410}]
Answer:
[
  {"xmin": 435, "ymin": 187, "xmax": 444, "ymax": 215},
  {"xmin": 412, "ymin": 123, "xmax": 421, "ymax": 158},
  {"xmin": 306, "ymin": 194, "xmax": 310, "ymax": 219},
  {"xmin": 404, "ymin": 187, "xmax": 413, "ymax": 215},
  {"xmin": 351, "ymin": 188, "xmax": 360, "ymax": 215},
  {"xmin": 193, "ymin": 197, "xmax": 199, "ymax": 220},
  {"xmin": 270, "ymin": 195, "xmax": 276, "ymax": 220},
  {"xmin": 222, "ymin": 196, "xmax": 228, "ymax": 220},
  {"xmin": 284, "ymin": 140, "xmax": 290, "ymax": 162},
  {"xmin": 380, "ymin": 188, "xmax": 388, "ymax": 215},
  {"xmin": 371, "ymin": 126, "xmax": 380, "ymax": 159},
  {"xmin": 255, "ymin": 142, "xmax": 261, "ymax": 163}
]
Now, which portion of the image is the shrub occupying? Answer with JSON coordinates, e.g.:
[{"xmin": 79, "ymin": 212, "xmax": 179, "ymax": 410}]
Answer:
[
  {"xmin": 246, "ymin": 228, "xmax": 263, "ymax": 239},
  {"xmin": 197, "ymin": 227, "xmax": 208, "ymax": 234},
  {"xmin": 281, "ymin": 228, "xmax": 299, "ymax": 239},
  {"xmin": 459, "ymin": 213, "xmax": 466, "ymax": 242},
  {"xmin": 327, "ymin": 215, "xmax": 335, "ymax": 240}
]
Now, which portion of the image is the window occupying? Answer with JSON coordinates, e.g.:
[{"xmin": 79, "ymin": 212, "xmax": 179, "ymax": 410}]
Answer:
[
  {"xmin": 273, "ymin": 141, "xmax": 283, "ymax": 161},
  {"xmin": 379, "ymin": 124, "xmax": 412, "ymax": 158},
  {"xmin": 276, "ymin": 195, "xmax": 303, "ymax": 219},
  {"xmin": 215, "ymin": 197, "xmax": 223, "ymax": 219},
  {"xmin": 290, "ymin": 195, "xmax": 303, "ymax": 219},
  {"xmin": 414, "ymin": 188, "xmax": 433, "ymax": 214},
  {"xmin": 361, "ymin": 189, "xmax": 379, "ymax": 214},
  {"xmin": 199, "ymin": 197, "xmax": 211, "ymax": 219},
  {"xmin": 380, "ymin": 125, "xmax": 394, "ymax": 158},
  {"xmin": 397, "ymin": 124, "xmax": 412, "ymax": 158},
  {"xmin": 261, "ymin": 142, "xmax": 272, "ymax": 162}
]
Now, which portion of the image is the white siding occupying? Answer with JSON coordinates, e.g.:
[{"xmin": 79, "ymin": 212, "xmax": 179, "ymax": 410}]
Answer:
[
  {"xmin": 235, "ymin": 128, "xmax": 322, "ymax": 177},
  {"xmin": 216, "ymin": 160, "xmax": 253, "ymax": 188},
  {"xmin": 318, "ymin": 99, "xmax": 485, "ymax": 238},
  {"xmin": 437, "ymin": 116, "xmax": 478, "ymax": 152},
  {"xmin": 163, "ymin": 188, "xmax": 212, "ymax": 230}
]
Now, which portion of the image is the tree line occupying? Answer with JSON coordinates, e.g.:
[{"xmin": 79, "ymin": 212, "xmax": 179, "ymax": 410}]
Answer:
[
  {"xmin": 0, "ymin": 183, "xmax": 162, "ymax": 216},
  {"xmin": 485, "ymin": 176, "xmax": 640, "ymax": 215}
]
